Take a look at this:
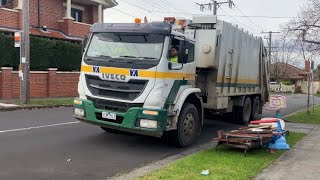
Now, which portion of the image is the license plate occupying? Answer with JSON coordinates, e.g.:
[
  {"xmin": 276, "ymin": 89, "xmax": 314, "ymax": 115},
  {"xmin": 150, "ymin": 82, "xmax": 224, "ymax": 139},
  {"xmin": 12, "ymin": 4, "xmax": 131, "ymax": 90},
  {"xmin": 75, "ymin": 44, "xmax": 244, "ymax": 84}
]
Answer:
[{"xmin": 102, "ymin": 112, "xmax": 116, "ymax": 120}]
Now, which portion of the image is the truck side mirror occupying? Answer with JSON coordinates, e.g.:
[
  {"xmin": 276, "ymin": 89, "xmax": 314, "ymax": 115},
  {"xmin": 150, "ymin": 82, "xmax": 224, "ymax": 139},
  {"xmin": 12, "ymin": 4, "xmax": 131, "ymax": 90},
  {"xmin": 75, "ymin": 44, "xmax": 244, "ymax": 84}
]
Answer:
[{"xmin": 178, "ymin": 41, "xmax": 188, "ymax": 64}]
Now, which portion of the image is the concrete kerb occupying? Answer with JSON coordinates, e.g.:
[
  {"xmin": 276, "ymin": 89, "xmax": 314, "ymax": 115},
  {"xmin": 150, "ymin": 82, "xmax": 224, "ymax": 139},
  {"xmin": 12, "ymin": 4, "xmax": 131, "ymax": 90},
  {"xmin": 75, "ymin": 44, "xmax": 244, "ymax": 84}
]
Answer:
[
  {"xmin": 0, "ymin": 105, "xmax": 73, "ymax": 112},
  {"xmin": 108, "ymin": 141, "xmax": 217, "ymax": 180}
]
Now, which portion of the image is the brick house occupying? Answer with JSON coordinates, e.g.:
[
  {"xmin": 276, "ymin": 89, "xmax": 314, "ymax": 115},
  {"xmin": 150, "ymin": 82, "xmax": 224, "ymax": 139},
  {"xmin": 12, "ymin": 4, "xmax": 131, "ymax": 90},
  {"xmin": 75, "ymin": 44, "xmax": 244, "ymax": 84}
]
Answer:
[
  {"xmin": 0, "ymin": 0, "xmax": 118, "ymax": 99},
  {"xmin": 0, "ymin": 0, "xmax": 118, "ymax": 40}
]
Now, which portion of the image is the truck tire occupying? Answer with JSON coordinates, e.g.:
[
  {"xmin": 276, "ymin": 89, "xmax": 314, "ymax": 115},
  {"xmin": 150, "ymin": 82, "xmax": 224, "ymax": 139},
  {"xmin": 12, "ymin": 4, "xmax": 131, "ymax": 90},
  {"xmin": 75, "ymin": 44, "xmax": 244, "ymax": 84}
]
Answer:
[
  {"xmin": 251, "ymin": 96, "xmax": 260, "ymax": 120},
  {"xmin": 239, "ymin": 97, "xmax": 252, "ymax": 125},
  {"xmin": 174, "ymin": 103, "xmax": 201, "ymax": 147}
]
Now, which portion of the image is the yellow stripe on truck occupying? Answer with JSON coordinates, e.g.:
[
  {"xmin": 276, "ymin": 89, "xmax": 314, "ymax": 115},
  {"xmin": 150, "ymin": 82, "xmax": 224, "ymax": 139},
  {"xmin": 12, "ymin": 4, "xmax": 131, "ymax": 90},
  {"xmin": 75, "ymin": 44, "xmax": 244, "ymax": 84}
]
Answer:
[
  {"xmin": 217, "ymin": 76, "xmax": 258, "ymax": 84},
  {"xmin": 81, "ymin": 65, "xmax": 195, "ymax": 80},
  {"xmin": 81, "ymin": 66, "xmax": 130, "ymax": 76}
]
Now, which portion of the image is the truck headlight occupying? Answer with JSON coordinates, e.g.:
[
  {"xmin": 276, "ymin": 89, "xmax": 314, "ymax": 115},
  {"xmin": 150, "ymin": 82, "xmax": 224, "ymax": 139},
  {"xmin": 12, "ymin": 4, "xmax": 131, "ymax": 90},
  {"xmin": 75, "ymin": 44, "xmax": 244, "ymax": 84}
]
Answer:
[
  {"xmin": 74, "ymin": 108, "xmax": 85, "ymax": 117},
  {"xmin": 140, "ymin": 119, "xmax": 158, "ymax": 129}
]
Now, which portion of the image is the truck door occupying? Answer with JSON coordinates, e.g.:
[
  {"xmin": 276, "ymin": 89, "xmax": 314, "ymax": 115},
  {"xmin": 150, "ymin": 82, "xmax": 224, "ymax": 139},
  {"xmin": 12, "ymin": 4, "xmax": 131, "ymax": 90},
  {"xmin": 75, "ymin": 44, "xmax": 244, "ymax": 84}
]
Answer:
[
  {"xmin": 162, "ymin": 38, "xmax": 196, "ymax": 104},
  {"xmin": 169, "ymin": 38, "xmax": 196, "ymax": 76}
]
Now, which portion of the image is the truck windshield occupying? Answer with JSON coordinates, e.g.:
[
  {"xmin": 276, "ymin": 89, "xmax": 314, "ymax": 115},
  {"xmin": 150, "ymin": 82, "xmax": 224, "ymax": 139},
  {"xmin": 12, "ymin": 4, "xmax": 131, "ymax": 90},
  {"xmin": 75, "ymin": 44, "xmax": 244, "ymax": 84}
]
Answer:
[{"xmin": 86, "ymin": 33, "xmax": 165, "ymax": 61}]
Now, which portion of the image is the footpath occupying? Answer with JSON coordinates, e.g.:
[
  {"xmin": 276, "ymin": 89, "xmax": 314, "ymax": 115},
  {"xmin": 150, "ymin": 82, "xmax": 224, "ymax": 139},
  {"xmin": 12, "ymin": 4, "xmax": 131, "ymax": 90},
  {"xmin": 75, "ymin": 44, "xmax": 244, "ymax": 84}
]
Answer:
[{"xmin": 256, "ymin": 122, "xmax": 320, "ymax": 180}]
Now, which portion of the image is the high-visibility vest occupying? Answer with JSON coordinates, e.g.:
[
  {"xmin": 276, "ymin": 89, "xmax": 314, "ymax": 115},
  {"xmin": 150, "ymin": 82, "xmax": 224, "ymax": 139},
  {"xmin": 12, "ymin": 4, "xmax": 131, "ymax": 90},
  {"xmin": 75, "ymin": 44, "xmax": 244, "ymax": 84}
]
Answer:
[{"xmin": 170, "ymin": 56, "xmax": 178, "ymax": 63}]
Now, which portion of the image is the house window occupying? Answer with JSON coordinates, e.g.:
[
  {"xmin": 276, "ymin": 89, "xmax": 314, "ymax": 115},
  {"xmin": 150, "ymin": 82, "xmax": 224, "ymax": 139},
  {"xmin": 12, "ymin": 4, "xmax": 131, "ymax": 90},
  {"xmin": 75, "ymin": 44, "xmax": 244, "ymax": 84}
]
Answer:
[
  {"xmin": 0, "ymin": 0, "xmax": 8, "ymax": 6},
  {"xmin": 71, "ymin": 8, "xmax": 83, "ymax": 22}
]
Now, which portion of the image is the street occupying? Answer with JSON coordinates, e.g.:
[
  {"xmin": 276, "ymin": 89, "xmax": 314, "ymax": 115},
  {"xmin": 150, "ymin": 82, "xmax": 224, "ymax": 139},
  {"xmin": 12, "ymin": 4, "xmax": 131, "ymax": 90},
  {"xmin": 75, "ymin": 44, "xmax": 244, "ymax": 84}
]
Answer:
[{"xmin": 0, "ymin": 94, "xmax": 319, "ymax": 180}]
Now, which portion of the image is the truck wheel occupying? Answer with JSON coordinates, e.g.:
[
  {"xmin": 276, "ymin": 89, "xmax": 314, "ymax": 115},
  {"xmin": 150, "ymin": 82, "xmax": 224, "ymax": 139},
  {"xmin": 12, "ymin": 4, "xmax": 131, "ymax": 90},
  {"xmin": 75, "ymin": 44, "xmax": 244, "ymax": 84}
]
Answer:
[
  {"xmin": 175, "ymin": 103, "xmax": 201, "ymax": 148},
  {"xmin": 251, "ymin": 97, "xmax": 260, "ymax": 120},
  {"xmin": 239, "ymin": 97, "xmax": 252, "ymax": 125},
  {"xmin": 100, "ymin": 127, "xmax": 122, "ymax": 134}
]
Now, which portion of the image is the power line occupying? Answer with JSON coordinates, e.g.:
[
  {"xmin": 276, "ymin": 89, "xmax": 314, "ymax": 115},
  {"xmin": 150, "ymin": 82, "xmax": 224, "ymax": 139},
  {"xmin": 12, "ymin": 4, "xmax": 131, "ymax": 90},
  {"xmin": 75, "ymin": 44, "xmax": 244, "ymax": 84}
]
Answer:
[
  {"xmin": 140, "ymin": 0, "xmax": 177, "ymax": 18},
  {"xmin": 120, "ymin": 0, "xmax": 150, "ymax": 12},
  {"xmin": 112, "ymin": 8, "xmax": 136, "ymax": 18},
  {"xmin": 159, "ymin": 0, "xmax": 191, "ymax": 16},
  {"xmin": 196, "ymin": 0, "xmax": 234, "ymax": 15},
  {"xmin": 218, "ymin": 15, "xmax": 299, "ymax": 19},
  {"xmin": 220, "ymin": 7, "xmax": 261, "ymax": 34},
  {"xmin": 129, "ymin": 9, "xmax": 298, "ymax": 19},
  {"xmin": 119, "ymin": 0, "xmax": 163, "ymax": 18},
  {"xmin": 232, "ymin": 4, "xmax": 264, "ymax": 31}
]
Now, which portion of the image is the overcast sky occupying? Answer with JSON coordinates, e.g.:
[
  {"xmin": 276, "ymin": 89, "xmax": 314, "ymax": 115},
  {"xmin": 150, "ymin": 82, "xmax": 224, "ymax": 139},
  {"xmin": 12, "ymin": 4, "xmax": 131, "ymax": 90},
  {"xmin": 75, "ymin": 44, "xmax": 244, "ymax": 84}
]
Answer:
[{"xmin": 104, "ymin": 0, "xmax": 308, "ymax": 38}]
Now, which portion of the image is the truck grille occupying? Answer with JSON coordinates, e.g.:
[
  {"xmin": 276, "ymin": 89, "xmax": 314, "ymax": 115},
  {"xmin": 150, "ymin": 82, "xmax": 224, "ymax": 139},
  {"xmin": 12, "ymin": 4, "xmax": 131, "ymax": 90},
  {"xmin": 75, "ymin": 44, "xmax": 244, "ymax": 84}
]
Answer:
[
  {"xmin": 88, "ymin": 97, "xmax": 143, "ymax": 113},
  {"xmin": 85, "ymin": 75, "xmax": 148, "ymax": 101}
]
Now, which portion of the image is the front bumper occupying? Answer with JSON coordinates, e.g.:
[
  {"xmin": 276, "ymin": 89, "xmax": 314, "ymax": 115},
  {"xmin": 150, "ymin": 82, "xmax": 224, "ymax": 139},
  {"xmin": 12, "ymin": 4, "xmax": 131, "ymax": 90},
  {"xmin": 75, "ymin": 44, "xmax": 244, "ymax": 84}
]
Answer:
[{"xmin": 73, "ymin": 98, "xmax": 167, "ymax": 137}]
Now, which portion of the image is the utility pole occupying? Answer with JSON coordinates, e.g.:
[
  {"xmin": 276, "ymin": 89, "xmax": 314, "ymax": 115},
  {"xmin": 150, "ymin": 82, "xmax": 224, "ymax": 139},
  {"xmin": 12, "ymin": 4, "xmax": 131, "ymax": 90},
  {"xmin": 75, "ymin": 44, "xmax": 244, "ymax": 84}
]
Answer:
[
  {"xmin": 213, "ymin": 1, "xmax": 218, "ymax": 15},
  {"xmin": 197, "ymin": 0, "xmax": 234, "ymax": 15},
  {"xmin": 21, "ymin": 0, "xmax": 30, "ymax": 104},
  {"xmin": 312, "ymin": 61, "xmax": 314, "ymax": 112},
  {"xmin": 262, "ymin": 31, "xmax": 280, "ymax": 64}
]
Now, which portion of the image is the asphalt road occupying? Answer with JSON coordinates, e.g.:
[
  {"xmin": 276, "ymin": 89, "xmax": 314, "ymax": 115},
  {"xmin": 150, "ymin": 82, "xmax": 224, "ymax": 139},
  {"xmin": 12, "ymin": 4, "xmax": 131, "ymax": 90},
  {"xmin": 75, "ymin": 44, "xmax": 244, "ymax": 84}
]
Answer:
[{"xmin": 0, "ymin": 94, "xmax": 319, "ymax": 180}]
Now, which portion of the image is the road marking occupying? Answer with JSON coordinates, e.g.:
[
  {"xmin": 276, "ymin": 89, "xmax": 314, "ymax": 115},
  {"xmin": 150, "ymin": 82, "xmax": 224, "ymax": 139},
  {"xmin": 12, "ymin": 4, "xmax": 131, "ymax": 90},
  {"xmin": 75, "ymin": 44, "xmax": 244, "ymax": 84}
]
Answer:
[{"xmin": 0, "ymin": 121, "xmax": 80, "ymax": 134}]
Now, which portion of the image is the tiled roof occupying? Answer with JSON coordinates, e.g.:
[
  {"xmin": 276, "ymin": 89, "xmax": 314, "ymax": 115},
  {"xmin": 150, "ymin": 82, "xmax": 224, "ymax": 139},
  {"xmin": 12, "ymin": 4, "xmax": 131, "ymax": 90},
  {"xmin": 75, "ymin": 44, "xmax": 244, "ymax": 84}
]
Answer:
[
  {"xmin": 29, "ymin": 28, "xmax": 65, "ymax": 39},
  {"xmin": 0, "ymin": 26, "xmax": 82, "ymax": 41},
  {"xmin": 29, "ymin": 28, "xmax": 83, "ymax": 41},
  {"xmin": 270, "ymin": 62, "xmax": 306, "ymax": 80}
]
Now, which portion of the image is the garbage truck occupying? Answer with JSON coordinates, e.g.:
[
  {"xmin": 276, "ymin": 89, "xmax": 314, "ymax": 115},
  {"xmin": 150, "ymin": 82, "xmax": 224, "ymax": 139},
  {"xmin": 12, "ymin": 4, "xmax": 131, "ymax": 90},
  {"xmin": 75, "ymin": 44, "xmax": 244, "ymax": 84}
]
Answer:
[{"xmin": 73, "ymin": 16, "xmax": 270, "ymax": 147}]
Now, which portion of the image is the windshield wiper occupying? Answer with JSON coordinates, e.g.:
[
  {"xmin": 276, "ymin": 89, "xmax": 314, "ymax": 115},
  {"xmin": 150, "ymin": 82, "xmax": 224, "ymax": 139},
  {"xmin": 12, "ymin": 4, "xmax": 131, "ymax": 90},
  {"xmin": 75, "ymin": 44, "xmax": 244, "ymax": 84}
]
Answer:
[
  {"xmin": 85, "ymin": 55, "xmax": 114, "ymax": 62},
  {"xmin": 119, "ymin": 56, "xmax": 157, "ymax": 60},
  {"xmin": 96, "ymin": 55, "xmax": 112, "ymax": 58},
  {"xmin": 119, "ymin": 56, "xmax": 142, "ymax": 59},
  {"xmin": 141, "ymin": 57, "xmax": 157, "ymax": 60}
]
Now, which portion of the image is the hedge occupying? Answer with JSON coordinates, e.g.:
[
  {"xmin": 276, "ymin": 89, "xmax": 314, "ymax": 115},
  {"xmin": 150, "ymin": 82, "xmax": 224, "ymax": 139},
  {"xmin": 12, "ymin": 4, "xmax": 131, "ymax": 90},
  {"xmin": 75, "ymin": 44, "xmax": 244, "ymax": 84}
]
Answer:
[
  {"xmin": 0, "ymin": 33, "xmax": 82, "ymax": 71},
  {"xmin": 281, "ymin": 80, "xmax": 293, "ymax": 85}
]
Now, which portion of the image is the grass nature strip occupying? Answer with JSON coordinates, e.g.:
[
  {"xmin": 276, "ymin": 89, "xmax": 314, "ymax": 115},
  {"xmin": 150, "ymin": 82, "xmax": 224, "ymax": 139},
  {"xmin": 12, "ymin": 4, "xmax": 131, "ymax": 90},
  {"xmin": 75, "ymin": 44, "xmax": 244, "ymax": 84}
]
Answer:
[
  {"xmin": 140, "ymin": 132, "xmax": 305, "ymax": 180},
  {"xmin": 287, "ymin": 105, "xmax": 320, "ymax": 125}
]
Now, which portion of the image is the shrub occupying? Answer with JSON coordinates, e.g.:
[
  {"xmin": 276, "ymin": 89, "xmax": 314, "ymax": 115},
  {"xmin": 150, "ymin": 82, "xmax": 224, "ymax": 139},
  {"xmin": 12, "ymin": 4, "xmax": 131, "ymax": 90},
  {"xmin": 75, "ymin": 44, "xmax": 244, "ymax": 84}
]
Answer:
[
  {"xmin": 281, "ymin": 80, "xmax": 293, "ymax": 85},
  {"xmin": 0, "ymin": 33, "xmax": 82, "ymax": 71}
]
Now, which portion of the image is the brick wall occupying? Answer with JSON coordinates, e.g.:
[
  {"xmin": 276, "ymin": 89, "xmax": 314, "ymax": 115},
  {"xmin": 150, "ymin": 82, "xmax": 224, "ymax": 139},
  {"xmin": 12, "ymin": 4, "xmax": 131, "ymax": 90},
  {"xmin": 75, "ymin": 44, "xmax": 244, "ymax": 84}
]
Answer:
[
  {"xmin": 56, "ymin": 72, "xmax": 80, "ymax": 97},
  {"xmin": 0, "ymin": 8, "xmax": 20, "ymax": 29},
  {"xmin": 92, "ymin": 6, "xmax": 99, "ymax": 23},
  {"xmin": 30, "ymin": 0, "xmax": 95, "ymax": 29},
  {"xmin": 30, "ymin": 0, "xmax": 65, "ymax": 29},
  {"xmin": 73, "ymin": 1, "xmax": 95, "ymax": 24},
  {"xmin": 1, "ymin": 0, "xmax": 96, "ymax": 38},
  {"xmin": 0, "ymin": 67, "xmax": 79, "ymax": 99},
  {"xmin": 59, "ymin": 19, "xmax": 91, "ymax": 38}
]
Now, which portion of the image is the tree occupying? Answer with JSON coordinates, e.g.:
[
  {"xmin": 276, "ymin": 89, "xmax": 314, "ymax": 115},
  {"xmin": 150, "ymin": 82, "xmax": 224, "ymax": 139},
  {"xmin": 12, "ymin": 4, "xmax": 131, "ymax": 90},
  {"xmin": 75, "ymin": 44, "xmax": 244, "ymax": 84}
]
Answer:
[
  {"xmin": 270, "ymin": 30, "xmax": 300, "ymax": 83},
  {"xmin": 291, "ymin": 0, "xmax": 320, "ymax": 50}
]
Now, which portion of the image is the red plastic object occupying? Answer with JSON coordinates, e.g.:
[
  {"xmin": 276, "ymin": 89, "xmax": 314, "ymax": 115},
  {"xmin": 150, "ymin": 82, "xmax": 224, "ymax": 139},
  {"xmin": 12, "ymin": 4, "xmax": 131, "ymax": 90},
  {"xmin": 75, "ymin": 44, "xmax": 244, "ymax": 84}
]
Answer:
[{"xmin": 250, "ymin": 118, "xmax": 278, "ymax": 124}]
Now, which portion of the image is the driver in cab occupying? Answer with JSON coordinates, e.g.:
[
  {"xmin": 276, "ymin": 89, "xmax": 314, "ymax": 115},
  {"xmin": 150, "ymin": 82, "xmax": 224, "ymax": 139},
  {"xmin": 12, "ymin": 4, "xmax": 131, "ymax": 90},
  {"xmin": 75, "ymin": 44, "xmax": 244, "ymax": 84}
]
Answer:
[{"xmin": 169, "ymin": 46, "xmax": 179, "ymax": 63}]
